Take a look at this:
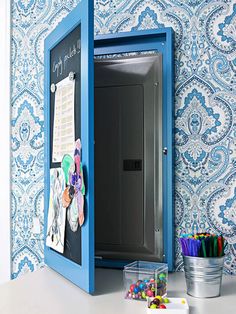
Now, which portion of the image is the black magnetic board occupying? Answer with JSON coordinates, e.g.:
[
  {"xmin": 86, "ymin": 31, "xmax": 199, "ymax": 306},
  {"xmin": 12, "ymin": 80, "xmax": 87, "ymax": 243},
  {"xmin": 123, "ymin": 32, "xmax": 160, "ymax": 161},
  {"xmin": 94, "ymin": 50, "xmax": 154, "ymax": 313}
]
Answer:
[{"xmin": 50, "ymin": 24, "xmax": 81, "ymax": 265}]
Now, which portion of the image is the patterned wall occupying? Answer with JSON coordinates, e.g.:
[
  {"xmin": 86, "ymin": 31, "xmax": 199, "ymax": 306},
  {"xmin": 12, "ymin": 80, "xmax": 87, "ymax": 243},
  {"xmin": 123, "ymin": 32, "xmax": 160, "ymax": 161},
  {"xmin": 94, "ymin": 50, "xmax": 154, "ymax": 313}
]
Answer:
[{"xmin": 11, "ymin": 0, "xmax": 236, "ymax": 278}]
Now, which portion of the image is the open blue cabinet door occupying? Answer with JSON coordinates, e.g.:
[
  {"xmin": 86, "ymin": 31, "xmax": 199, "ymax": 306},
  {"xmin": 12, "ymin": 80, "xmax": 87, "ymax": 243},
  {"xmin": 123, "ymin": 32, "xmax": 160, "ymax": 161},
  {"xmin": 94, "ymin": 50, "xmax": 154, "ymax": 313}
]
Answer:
[{"xmin": 44, "ymin": 1, "xmax": 94, "ymax": 293}]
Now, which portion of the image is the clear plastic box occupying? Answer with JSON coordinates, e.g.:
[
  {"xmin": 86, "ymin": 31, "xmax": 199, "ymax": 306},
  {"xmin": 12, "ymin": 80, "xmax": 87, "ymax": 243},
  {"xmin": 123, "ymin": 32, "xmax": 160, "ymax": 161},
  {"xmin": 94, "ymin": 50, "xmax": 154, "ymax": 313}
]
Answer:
[
  {"xmin": 123, "ymin": 261, "xmax": 168, "ymax": 301},
  {"xmin": 147, "ymin": 297, "xmax": 189, "ymax": 313}
]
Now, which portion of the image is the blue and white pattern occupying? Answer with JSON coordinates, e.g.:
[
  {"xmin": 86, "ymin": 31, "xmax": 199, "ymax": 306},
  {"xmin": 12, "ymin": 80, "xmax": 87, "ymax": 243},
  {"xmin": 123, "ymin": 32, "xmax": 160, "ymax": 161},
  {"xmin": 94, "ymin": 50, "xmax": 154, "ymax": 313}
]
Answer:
[{"xmin": 11, "ymin": 0, "xmax": 236, "ymax": 277}]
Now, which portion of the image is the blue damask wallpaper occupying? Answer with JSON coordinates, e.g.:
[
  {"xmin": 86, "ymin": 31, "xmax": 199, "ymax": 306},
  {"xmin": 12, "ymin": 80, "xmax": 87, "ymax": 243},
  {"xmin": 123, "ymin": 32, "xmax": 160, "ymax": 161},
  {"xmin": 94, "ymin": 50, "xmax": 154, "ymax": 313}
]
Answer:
[{"xmin": 11, "ymin": 0, "xmax": 236, "ymax": 278}]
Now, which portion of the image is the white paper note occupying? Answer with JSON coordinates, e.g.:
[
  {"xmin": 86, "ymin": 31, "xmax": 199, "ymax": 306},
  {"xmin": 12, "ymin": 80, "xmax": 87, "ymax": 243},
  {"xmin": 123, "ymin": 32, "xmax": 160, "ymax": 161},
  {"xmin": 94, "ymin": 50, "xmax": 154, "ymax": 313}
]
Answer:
[
  {"xmin": 46, "ymin": 168, "xmax": 66, "ymax": 253},
  {"xmin": 52, "ymin": 77, "xmax": 75, "ymax": 163}
]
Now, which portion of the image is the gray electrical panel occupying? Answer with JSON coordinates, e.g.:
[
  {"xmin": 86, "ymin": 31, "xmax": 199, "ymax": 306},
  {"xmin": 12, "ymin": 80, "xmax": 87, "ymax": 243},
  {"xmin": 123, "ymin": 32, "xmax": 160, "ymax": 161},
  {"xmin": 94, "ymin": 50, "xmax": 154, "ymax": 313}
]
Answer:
[{"xmin": 94, "ymin": 54, "xmax": 163, "ymax": 262}]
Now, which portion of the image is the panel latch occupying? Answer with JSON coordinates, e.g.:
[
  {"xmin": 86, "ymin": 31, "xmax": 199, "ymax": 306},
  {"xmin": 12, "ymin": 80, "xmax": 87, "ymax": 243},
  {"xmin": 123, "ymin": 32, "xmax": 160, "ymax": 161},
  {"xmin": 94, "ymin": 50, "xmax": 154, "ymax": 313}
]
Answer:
[{"xmin": 163, "ymin": 147, "xmax": 168, "ymax": 155}]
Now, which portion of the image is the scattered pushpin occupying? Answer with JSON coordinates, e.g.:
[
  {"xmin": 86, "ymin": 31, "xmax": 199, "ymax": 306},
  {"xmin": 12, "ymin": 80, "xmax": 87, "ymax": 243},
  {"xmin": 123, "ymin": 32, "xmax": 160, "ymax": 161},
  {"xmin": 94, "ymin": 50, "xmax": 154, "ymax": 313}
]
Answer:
[{"xmin": 159, "ymin": 304, "xmax": 167, "ymax": 309}]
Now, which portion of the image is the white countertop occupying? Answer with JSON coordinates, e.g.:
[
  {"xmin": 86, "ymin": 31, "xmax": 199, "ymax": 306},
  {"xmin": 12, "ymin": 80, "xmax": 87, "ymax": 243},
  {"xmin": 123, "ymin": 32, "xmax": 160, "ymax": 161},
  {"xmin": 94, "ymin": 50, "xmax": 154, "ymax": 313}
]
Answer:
[{"xmin": 0, "ymin": 267, "xmax": 235, "ymax": 314}]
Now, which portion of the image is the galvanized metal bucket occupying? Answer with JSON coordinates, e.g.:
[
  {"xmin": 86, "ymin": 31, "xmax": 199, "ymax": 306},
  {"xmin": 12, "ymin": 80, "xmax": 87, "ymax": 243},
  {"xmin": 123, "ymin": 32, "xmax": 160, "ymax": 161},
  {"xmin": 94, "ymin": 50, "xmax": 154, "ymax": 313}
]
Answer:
[{"xmin": 183, "ymin": 255, "xmax": 224, "ymax": 298}]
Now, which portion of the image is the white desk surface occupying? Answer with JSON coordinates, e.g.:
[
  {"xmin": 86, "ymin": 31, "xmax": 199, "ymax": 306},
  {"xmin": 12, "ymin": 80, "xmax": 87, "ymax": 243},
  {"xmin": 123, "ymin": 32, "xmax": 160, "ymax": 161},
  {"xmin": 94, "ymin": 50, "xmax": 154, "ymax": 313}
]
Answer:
[{"xmin": 0, "ymin": 267, "xmax": 235, "ymax": 314}]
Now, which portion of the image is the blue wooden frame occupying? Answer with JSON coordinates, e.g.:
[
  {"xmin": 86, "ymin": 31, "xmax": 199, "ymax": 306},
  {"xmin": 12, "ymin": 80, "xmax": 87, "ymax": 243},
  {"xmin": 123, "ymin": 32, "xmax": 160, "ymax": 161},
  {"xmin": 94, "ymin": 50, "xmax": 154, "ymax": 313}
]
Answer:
[
  {"xmin": 44, "ymin": 5, "xmax": 174, "ymax": 294},
  {"xmin": 94, "ymin": 27, "xmax": 175, "ymax": 271},
  {"xmin": 44, "ymin": 1, "xmax": 94, "ymax": 293}
]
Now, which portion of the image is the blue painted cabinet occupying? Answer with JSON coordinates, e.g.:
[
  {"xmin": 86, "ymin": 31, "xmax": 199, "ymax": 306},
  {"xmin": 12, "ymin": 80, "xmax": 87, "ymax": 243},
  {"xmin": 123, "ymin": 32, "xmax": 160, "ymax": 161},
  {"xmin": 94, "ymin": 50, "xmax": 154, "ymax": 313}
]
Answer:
[{"xmin": 44, "ymin": 1, "xmax": 174, "ymax": 294}]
